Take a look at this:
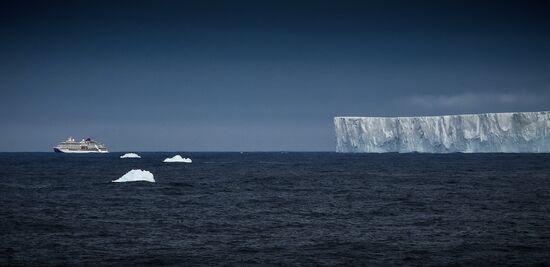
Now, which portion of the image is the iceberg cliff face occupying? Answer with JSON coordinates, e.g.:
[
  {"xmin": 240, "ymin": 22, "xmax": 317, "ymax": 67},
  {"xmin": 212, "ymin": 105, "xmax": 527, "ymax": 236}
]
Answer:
[{"xmin": 335, "ymin": 111, "xmax": 550, "ymax": 153}]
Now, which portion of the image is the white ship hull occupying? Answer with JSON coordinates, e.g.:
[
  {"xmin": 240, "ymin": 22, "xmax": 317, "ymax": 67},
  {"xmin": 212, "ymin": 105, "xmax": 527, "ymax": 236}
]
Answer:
[{"xmin": 54, "ymin": 148, "xmax": 109, "ymax": 153}]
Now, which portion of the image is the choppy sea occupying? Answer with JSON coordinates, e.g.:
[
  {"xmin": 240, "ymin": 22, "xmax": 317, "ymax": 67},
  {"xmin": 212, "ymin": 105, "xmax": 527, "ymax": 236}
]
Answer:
[{"xmin": 1, "ymin": 152, "xmax": 550, "ymax": 266}]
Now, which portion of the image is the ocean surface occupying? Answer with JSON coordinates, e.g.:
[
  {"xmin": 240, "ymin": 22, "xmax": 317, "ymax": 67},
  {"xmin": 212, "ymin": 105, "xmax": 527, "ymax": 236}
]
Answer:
[{"xmin": 1, "ymin": 152, "xmax": 550, "ymax": 266}]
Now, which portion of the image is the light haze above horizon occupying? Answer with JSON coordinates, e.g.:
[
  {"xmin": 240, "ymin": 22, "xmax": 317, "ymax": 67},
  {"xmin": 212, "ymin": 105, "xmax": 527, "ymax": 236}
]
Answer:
[{"xmin": 1, "ymin": 0, "xmax": 549, "ymax": 151}]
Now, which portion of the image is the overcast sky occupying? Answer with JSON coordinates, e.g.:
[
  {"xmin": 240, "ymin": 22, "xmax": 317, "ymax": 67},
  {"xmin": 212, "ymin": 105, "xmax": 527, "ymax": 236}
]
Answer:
[{"xmin": 1, "ymin": 0, "xmax": 549, "ymax": 151}]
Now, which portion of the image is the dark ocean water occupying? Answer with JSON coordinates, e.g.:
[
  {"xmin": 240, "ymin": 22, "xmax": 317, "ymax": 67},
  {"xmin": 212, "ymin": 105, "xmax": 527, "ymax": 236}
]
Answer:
[{"xmin": 1, "ymin": 152, "xmax": 550, "ymax": 266}]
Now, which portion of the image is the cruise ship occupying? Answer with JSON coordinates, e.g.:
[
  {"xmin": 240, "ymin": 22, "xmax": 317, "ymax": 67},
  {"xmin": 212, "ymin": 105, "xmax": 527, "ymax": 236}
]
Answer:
[{"xmin": 53, "ymin": 137, "xmax": 109, "ymax": 153}]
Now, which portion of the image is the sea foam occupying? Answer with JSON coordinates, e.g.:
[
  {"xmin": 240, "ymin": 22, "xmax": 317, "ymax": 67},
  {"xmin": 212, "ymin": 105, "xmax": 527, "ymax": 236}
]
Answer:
[
  {"xmin": 112, "ymin": 169, "xmax": 155, "ymax": 183},
  {"xmin": 163, "ymin": 155, "xmax": 192, "ymax": 163}
]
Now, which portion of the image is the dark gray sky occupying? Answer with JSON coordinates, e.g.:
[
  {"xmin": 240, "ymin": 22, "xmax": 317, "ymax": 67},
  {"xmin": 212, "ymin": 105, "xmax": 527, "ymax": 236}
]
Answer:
[{"xmin": 1, "ymin": 0, "xmax": 549, "ymax": 151}]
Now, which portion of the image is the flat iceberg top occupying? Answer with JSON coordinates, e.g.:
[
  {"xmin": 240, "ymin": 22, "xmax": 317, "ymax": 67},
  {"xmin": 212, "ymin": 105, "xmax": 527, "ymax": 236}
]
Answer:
[
  {"xmin": 112, "ymin": 169, "xmax": 155, "ymax": 183},
  {"xmin": 335, "ymin": 111, "xmax": 549, "ymax": 120},
  {"xmin": 163, "ymin": 155, "xmax": 192, "ymax": 163},
  {"xmin": 335, "ymin": 111, "xmax": 550, "ymax": 153},
  {"xmin": 120, "ymin": 153, "xmax": 141, "ymax": 158}
]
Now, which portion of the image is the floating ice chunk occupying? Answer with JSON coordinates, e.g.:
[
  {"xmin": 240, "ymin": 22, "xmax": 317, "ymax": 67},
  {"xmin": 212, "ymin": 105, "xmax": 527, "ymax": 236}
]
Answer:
[
  {"xmin": 112, "ymin": 169, "xmax": 155, "ymax": 183},
  {"xmin": 120, "ymin": 153, "xmax": 141, "ymax": 159},
  {"xmin": 163, "ymin": 155, "xmax": 192, "ymax": 163}
]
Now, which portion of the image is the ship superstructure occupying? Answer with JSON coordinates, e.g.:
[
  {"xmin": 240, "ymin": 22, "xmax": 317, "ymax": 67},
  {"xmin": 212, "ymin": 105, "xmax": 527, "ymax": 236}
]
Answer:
[{"xmin": 54, "ymin": 137, "xmax": 109, "ymax": 153}]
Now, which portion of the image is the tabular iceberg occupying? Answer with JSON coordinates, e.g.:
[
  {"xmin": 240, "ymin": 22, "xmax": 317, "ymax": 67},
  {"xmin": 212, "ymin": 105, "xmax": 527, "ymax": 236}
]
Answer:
[{"xmin": 335, "ymin": 111, "xmax": 550, "ymax": 153}]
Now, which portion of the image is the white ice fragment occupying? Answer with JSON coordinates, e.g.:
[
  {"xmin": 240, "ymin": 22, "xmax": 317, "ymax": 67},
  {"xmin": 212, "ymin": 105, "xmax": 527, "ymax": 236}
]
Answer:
[
  {"xmin": 112, "ymin": 169, "xmax": 155, "ymax": 183},
  {"xmin": 163, "ymin": 155, "xmax": 192, "ymax": 163},
  {"xmin": 120, "ymin": 153, "xmax": 141, "ymax": 159}
]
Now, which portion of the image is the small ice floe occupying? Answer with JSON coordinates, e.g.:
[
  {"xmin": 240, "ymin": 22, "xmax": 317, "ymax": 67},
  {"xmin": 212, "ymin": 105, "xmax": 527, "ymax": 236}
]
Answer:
[
  {"xmin": 112, "ymin": 169, "xmax": 155, "ymax": 183},
  {"xmin": 120, "ymin": 153, "xmax": 141, "ymax": 159},
  {"xmin": 163, "ymin": 155, "xmax": 192, "ymax": 163}
]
